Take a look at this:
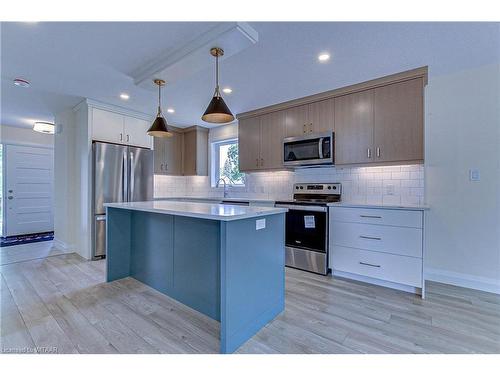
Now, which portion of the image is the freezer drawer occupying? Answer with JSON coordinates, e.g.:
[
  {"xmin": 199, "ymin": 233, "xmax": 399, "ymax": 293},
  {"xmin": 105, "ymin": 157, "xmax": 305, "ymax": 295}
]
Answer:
[{"xmin": 94, "ymin": 215, "xmax": 106, "ymax": 259}]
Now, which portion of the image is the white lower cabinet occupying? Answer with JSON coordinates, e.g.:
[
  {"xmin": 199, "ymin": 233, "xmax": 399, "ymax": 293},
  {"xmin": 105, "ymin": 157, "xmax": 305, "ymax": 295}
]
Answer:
[{"xmin": 329, "ymin": 206, "xmax": 425, "ymax": 296}]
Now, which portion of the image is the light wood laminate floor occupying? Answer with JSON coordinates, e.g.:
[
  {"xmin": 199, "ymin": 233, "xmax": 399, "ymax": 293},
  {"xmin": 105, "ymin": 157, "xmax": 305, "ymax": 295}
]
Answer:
[{"xmin": 1, "ymin": 252, "xmax": 499, "ymax": 354}]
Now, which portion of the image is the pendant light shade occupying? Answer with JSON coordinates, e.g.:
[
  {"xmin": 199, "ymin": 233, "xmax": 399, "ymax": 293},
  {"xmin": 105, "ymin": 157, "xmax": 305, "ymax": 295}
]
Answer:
[
  {"xmin": 147, "ymin": 79, "xmax": 173, "ymax": 138},
  {"xmin": 201, "ymin": 47, "xmax": 235, "ymax": 124}
]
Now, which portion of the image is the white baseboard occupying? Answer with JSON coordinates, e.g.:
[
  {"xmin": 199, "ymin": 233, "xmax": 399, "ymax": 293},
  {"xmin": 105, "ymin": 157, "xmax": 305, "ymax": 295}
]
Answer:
[
  {"xmin": 52, "ymin": 238, "xmax": 75, "ymax": 254},
  {"xmin": 332, "ymin": 270, "xmax": 422, "ymax": 295},
  {"xmin": 425, "ymin": 267, "xmax": 500, "ymax": 294}
]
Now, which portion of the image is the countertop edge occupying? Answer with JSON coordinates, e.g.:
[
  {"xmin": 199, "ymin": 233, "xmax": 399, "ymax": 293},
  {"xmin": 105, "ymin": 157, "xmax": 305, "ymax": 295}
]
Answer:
[{"xmin": 104, "ymin": 203, "xmax": 287, "ymax": 221}]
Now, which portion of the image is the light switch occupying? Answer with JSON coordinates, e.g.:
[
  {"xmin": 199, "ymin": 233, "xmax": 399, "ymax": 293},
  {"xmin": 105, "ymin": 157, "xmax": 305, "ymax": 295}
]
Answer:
[
  {"xmin": 385, "ymin": 184, "xmax": 395, "ymax": 195},
  {"xmin": 256, "ymin": 218, "xmax": 266, "ymax": 230},
  {"xmin": 469, "ymin": 169, "xmax": 480, "ymax": 181}
]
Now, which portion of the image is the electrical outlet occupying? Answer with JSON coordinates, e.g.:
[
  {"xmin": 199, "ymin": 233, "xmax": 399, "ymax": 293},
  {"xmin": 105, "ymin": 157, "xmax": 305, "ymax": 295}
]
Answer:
[
  {"xmin": 385, "ymin": 184, "xmax": 395, "ymax": 195},
  {"xmin": 469, "ymin": 169, "xmax": 480, "ymax": 181},
  {"xmin": 256, "ymin": 218, "xmax": 266, "ymax": 230}
]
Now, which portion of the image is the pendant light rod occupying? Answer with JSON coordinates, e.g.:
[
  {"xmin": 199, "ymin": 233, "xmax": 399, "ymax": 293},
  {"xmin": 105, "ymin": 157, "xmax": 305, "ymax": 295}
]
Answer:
[
  {"xmin": 210, "ymin": 47, "xmax": 224, "ymax": 97},
  {"xmin": 154, "ymin": 78, "xmax": 165, "ymax": 116}
]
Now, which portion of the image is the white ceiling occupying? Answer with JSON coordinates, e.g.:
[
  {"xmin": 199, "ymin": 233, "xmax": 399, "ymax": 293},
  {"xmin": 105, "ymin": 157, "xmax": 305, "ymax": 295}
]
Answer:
[{"xmin": 1, "ymin": 22, "xmax": 499, "ymax": 129}]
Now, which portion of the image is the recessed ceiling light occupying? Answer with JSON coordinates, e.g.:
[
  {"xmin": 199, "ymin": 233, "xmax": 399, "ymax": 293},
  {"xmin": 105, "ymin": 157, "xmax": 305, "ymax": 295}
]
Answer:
[
  {"xmin": 318, "ymin": 53, "xmax": 330, "ymax": 62},
  {"xmin": 222, "ymin": 87, "xmax": 232, "ymax": 94},
  {"xmin": 13, "ymin": 78, "xmax": 31, "ymax": 88},
  {"xmin": 167, "ymin": 108, "xmax": 175, "ymax": 113},
  {"xmin": 33, "ymin": 122, "xmax": 55, "ymax": 134},
  {"xmin": 120, "ymin": 93, "xmax": 130, "ymax": 100}
]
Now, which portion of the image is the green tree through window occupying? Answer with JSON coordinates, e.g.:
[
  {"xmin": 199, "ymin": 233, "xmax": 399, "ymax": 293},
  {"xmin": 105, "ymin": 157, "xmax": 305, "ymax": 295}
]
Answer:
[{"xmin": 221, "ymin": 143, "xmax": 244, "ymax": 184}]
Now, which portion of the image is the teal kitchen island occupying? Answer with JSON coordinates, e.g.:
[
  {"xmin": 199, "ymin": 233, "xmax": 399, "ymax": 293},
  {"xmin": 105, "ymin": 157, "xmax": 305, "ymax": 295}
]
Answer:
[{"xmin": 104, "ymin": 200, "xmax": 287, "ymax": 353}]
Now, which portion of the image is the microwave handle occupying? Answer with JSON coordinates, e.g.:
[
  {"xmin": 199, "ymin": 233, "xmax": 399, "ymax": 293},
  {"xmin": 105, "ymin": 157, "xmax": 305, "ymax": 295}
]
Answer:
[{"xmin": 318, "ymin": 138, "xmax": 323, "ymax": 159}]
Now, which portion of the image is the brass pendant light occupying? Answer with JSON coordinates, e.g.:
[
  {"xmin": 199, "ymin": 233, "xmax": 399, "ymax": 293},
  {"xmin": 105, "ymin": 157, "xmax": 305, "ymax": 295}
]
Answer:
[
  {"xmin": 147, "ymin": 79, "xmax": 173, "ymax": 137},
  {"xmin": 201, "ymin": 47, "xmax": 235, "ymax": 124}
]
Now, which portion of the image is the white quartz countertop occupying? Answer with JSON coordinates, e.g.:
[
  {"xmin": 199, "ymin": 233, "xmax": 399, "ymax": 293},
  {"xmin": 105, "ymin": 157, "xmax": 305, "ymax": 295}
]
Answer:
[
  {"xmin": 104, "ymin": 201, "xmax": 287, "ymax": 221},
  {"xmin": 327, "ymin": 202, "xmax": 429, "ymax": 210},
  {"xmin": 155, "ymin": 196, "xmax": 276, "ymax": 204}
]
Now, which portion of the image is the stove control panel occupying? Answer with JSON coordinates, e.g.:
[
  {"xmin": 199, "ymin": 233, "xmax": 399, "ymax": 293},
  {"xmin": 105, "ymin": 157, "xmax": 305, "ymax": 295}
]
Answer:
[{"xmin": 293, "ymin": 183, "xmax": 341, "ymax": 194}]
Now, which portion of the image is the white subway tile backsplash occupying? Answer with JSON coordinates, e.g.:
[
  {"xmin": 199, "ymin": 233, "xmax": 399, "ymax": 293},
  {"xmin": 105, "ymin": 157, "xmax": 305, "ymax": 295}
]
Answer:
[{"xmin": 154, "ymin": 164, "xmax": 425, "ymax": 204}]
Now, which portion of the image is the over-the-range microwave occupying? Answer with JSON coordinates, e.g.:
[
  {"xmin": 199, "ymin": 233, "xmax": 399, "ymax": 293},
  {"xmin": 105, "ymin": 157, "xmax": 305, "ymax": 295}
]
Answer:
[{"xmin": 283, "ymin": 131, "xmax": 334, "ymax": 167}]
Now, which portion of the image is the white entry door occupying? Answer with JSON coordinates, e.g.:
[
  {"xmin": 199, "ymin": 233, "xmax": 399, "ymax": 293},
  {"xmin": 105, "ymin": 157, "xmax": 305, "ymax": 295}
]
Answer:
[{"xmin": 3, "ymin": 145, "xmax": 54, "ymax": 237}]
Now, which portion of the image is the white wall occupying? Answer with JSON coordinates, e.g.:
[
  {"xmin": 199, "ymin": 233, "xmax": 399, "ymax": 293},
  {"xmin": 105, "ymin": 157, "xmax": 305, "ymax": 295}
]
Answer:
[
  {"xmin": 53, "ymin": 110, "xmax": 77, "ymax": 252},
  {"xmin": 425, "ymin": 63, "xmax": 500, "ymax": 293},
  {"xmin": 0, "ymin": 124, "xmax": 54, "ymax": 147}
]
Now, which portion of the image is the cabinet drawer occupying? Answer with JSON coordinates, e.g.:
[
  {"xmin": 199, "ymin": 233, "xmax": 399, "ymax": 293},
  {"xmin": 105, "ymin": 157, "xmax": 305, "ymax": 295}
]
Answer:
[
  {"xmin": 331, "ymin": 246, "xmax": 422, "ymax": 287},
  {"xmin": 330, "ymin": 207, "xmax": 422, "ymax": 228},
  {"xmin": 331, "ymin": 222, "xmax": 422, "ymax": 258}
]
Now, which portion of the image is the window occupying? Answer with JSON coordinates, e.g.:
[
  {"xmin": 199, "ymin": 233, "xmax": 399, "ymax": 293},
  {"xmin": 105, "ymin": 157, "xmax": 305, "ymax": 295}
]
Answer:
[{"xmin": 212, "ymin": 139, "xmax": 245, "ymax": 187}]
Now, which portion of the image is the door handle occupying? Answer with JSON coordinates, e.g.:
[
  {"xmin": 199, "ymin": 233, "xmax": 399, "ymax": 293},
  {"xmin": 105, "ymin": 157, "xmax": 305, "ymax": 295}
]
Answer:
[
  {"xmin": 309, "ymin": 123, "xmax": 313, "ymax": 132},
  {"xmin": 160, "ymin": 163, "xmax": 164, "ymax": 171},
  {"xmin": 376, "ymin": 147, "xmax": 381, "ymax": 158},
  {"xmin": 367, "ymin": 148, "xmax": 372, "ymax": 159},
  {"xmin": 359, "ymin": 262, "xmax": 381, "ymax": 268},
  {"xmin": 360, "ymin": 215, "xmax": 382, "ymax": 219},
  {"xmin": 7, "ymin": 196, "xmax": 13, "ymax": 200},
  {"xmin": 256, "ymin": 158, "xmax": 259, "ymax": 167},
  {"xmin": 359, "ymin": 235, "xmax": 382, "ymax": 241},
  {"xmin": 260, "ymin": 158, "xmax": 264, "ymax": 166},
  {"xmin": 129, "ymin": 152, "xmax": 134, "ymax": 200},
  {"xmin": 120, "ymin": 133, "xmax": 123, "ymax": 141},
  {"xmin": 303, "ymin": 124, "xmax": 306, "ymax": 133},
  {"xmin": 126, "ymin": 134, "xmax": 130, "ymax": 142}
]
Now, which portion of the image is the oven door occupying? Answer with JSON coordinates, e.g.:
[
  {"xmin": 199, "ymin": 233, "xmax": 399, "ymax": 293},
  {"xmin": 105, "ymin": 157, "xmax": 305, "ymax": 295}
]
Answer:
[
  {"xmin": 283, "ymin": 132, "xmax": 333, "ymax": 166},
  {"xmin": 282, "ymin": 205, "xmax": 327, "ymax": 252}
]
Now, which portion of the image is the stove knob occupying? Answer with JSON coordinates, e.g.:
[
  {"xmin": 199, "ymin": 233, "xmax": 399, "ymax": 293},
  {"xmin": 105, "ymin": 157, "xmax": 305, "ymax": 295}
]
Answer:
[
  {"xmin": 332, "ymin": 186, "xmax": 337, "ymax": 190},
  {"xmin": 300, "ymin": 186, "xmax": 304, "ymax": 190},
  {"xmin": 295, "ymin": 186, "xmax": 299, "ymax": 190},
  {"xmin": 327, "ymin": 186, "xmax": 331, "ymax": 190}
]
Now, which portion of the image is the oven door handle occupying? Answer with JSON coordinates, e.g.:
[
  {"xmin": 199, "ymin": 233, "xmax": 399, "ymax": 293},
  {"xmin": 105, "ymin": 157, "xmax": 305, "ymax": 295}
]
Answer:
[
  {"xmin": 318, "ymin": 137, "xmax": 323, "ymax": 159},
  {"xmin": 275, "ymin": 204, "xmax": 328, "ymax": 212}
]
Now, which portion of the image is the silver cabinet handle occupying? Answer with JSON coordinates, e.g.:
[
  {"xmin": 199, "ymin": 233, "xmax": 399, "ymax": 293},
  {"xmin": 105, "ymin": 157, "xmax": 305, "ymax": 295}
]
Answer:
[
  {"xmin": 376, "ymin": 147, "xmax": 380, "ymax": 158},
  {"xmin": 260, "ymin": 158, "xmax": 264, "ymax": 166},
  {"xmin": 359, "ymin": 235, "xmax": 382, "ymax": 240},
  {"xmin": 359, "ymin": 262, "xmax": 381, "ymax": 268},
  {"xmin": 303, "ymin": 124, "xmax": 307, "ymax": 133},
  {"xmin": 256, "ymin": 158, "xmax": 259, "ymax": 167},
  {"xmin": 126, "ymin": 134, "xmax": 130, "ymax": 142},
  {"xmin": 120, "ymin": 133, "xmax": 123, "ymax": 141},
  {"xmin": 367, "ymin": 148, "xmax": 372, "ymax": 158},
  {"xmin": 7, "ymin": 196, "xmax": 13, "ymax": 200},
  {"xmin": 160, "ymin": 163, "xmax": 164, "ymax": 171},
  {"xmin": 360, "ymin": 215, "xmax": 382, "ymax": 219},
  {"xmin": 309, "ymin": 123, "xmax": 313, "ymax": 133}
]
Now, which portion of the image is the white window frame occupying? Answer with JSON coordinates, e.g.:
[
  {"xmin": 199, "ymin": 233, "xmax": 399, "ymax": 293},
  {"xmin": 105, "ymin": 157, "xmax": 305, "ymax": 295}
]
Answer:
[{"xmin": 211, "ymin": 138, "xmax": 245, "ymax": 188}]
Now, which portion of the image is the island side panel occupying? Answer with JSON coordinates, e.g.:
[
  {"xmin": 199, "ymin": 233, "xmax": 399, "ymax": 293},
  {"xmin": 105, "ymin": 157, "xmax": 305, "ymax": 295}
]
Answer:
[
  {"xmin": 171, "ymin": 216, "xmax": 221, "ymax": 321},
  {"xmin": 130, "ymin": 211, "xmax": 174, "ymax": 294},
  {"xmin": 106, "ymin": 207, "xmax": 132, "ymax": 281},
  {"xmin": 219, "ymin": 213, "xmax": 286, "ymax": 354}
]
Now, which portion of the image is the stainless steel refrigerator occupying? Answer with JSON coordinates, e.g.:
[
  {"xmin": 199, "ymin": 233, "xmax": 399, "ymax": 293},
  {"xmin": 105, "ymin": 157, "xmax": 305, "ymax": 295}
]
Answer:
[{"xmin": 92, "ymin": 141, "xmax": 153, "ymax": 259}]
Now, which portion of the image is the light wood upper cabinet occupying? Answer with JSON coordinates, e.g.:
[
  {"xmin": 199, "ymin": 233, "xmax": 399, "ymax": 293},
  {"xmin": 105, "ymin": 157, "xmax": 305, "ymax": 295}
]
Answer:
[
  {"xmin": 182, "ymin": 127, "xmax": 208, "ymax": 176},
  {"xmin": 238, "ymin": 117, "xmax": 261, "ymax": 171},
  {"xmin": 308, "ymin": 98, "xmax": 335, "ymax": 134},
  {"xmin": 373, "ymin": 78, "xmax": 424, "ymax": 163},
  {"xmin": 334, "ymin": 90, "xmax": 374, "ymax": 165},
  {"xmin": 260, "ymin": 111, "xmax": 285, "ymax": 169},
  {"xmin": 284, "ymin": 105, "xmax": 309, "ymax": 137},
  {"xmin": 154, "ymin": 129, "xmax": 183, "ymax": 175}
]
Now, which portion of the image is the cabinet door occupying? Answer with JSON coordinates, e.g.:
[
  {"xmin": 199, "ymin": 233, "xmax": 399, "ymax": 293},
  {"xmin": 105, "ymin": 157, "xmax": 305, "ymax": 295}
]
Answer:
[
  {"xmin": 163, "ymin": 131, "xmax": 183, "ymax": 175},
  {"xmin": 374, "ymin": 78, "xmax": 424, "ymax": 163},
  {"xmin": 92, "ymin": 108, "xmax": 124, "ymax": 144},
  {"xmin": 238, "ymin": 117, "xmax": 261, "ymax": 172},
  {"xmin": 260, "ymin": 111, "xmax": 285, "ymax": 169},
  {"xmin": 182, "ymin": 130, "xmax": 197, "ymax": 176},
  {"xmin": 308, "ymin": 98, "xmax": 335, "ymax": 134},
  {"xmin": 284, "ymin": 105, "xmax": 309, "ymax": 137},
  {"xmin": 153, "ymin": 137, "xmax": 166, "ymax": 174},
  {"xmin": 334, "ymin": 90, "xmax": 374, "ymax": 165},
  {"xmin": 124, "ymin": 116, "xmax": 152, "ymax": 149}
]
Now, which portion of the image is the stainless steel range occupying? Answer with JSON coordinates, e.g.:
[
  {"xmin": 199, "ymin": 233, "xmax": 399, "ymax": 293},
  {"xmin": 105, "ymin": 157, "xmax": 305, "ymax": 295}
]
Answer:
[{"xmin": 276, "ymin": 183, "xmax": 341, "ymax": 275}]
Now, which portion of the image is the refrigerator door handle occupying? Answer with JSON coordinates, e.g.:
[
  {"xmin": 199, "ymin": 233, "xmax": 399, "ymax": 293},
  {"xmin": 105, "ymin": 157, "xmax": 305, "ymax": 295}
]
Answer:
[
  {"xmin": 122, "ymin": 152, "xmax": 128, "ymax": 202},
  {"xmin": 129, "ymin": 151, "xmax": 134, "ymax": 202}
]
